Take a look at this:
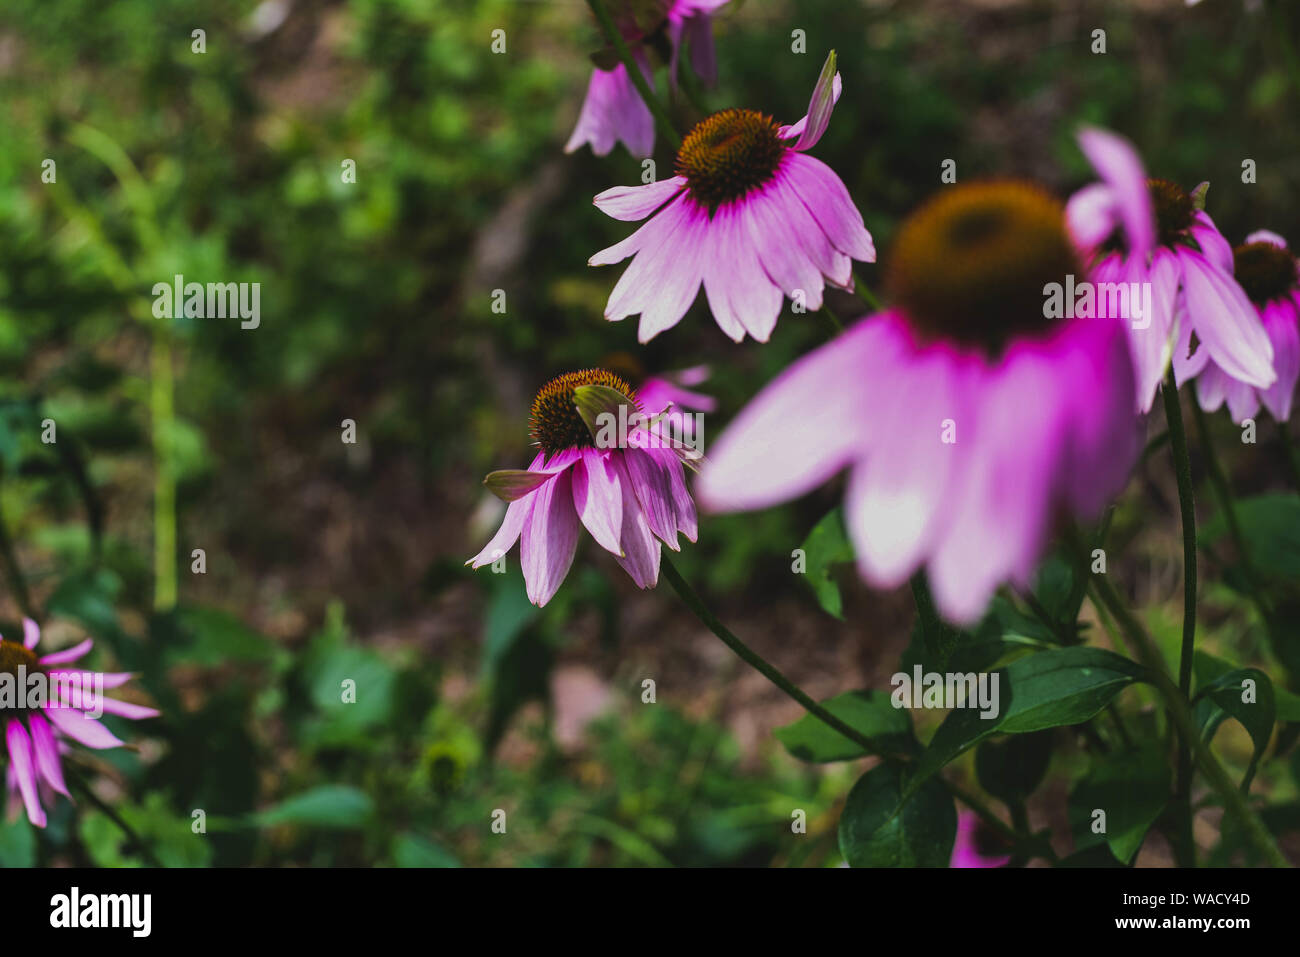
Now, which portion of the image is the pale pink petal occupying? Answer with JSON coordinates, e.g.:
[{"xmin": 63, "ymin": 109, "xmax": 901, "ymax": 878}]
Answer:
[
  {"xmin": 684, "ymin": 13, "xmax": 718, "ymax": 86},
  {"xmin": 1245, "ymin": 229, "xmax": 1288, "ymax": 248},
  {"xmin": 22, "ymin": 617, "xmax": 39, "ymax": 649},
  {"xmin": 48, "ymin": 669, "xmax": 134, "ymax": 689},
  {"xmin": 520, "ymin": 468, "xmax": 580, "ymax": 606},
  {"xmin": 1066, "ymin": 183, "xmax": 1118, "ymax": 253},
  {"xmin": 39, "ymin": 638, "xmax": 93, "ymax": 666},
  {"xmin": 27, "ymin": 713, "xmax": 69, "ymax": 797},
  {"xmin": 468, "ymin": 453, "xmax": 557, "ymax": 569},
  {"xmin": 42, "ymin": 704, "xmax": 125, "ymax": 749},
  {"xmin": 636, "ymin": 204, "xmax": 709, "ymax": 342},
  {"xmin": 609, "ymin": 456, "xmax": 661, "ymax": 588},
  {"xmin": 745, "ymin": 184, "xmax": 826, "ymax": 311},
  {"xmin": 594, "ymin": 176, "xmax": 688, "ymax": 222},
  {"xmin": 1179, "ymin": 247, "xmax": 1275, "ymax": 389},
  {"xmin": 1196, "ymin": 363, "xmax": 1230, "ymax": 413},
  {"xmin": 622, "ymin": 447, "xmax": 681, "ymax": 549},
  {"xmin": 783, "ymin": 152, "xmax": 875, "ymax": 262},
  {"xmin": 699, "ymin": 204, "xmax": 754, "ymax": 342},
  {"xmin": 779, "ymin": 72, "xmax": 843, "ymax": 146},
  {"xmin": 1121, "ymin": 250, "xmax": 1176, "ymax": 412},
  {"xmin": 715, "ymin": 202, "xmax": 784, "ymax": 341},
  {"xmin": 1190, "ymin": 210, "xmax": 1233, "ymax": 274},
  {"xmin": 699, "ymin": 313, "xmax": 905, "ymax": 512},
  {"xmin": 1260, "ymin": 299, "xmax": 1299, "ymax": 421},
  {"xmin": 6, "ymin": 721, "xmax": 45, "ymax": 827},
  {"xmin": 572, "ymin": 450, "xmax": 623, "ymax": 555},
  {"xmin": 1223, "ymin": 375, "xmax": 1261, "ymax": 423},
  {"xmin": 91, "ymin": 696, "xmax": 162, "ymax": 720},
  {"xmin": 565, "ymin": 61, "xmax": 655, "ymax": 159},
  {"xmin": 1076, "ymin": 127, "xmax": 1154, "ymax": 261}
]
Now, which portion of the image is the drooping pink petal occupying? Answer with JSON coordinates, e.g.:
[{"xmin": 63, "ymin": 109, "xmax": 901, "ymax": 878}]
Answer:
[
  {"xmin": 468, "ymin": 453, "xmax": 556, "ymax": 568},
  {"xmin": 699, "ymin": 313, "xmax": 904, "ymax": 512},
  {"xmin": 1178, "ymin": 247, "xmax": 1275, "ymax": 389},
  {"xmin": 38, "ymin": 638, "xmax": 94, "ymax": 666},
  {"xmin": 601, "ymin": 195, "xmax": 692, "ymax": 323},
  {"xmin": 684, "ymin": 12, "xmax": 718, "ymax": 87},
  {"xmin": 783, "ymin": 152, "xmax": 876, "ymax": 263},
  {"xmin": 699, "ymin": 203, "xmax": 754, "ymax": 342},
  {"xmin": 27, "ymin": 713, "xmax": 69, "ymax": 797},
  {"xmin": 745, "ymin": 183, "xmax": 826, "ymax": 311},
  {"xmin": 650, "ymin": 445, "xmax": 698, "ymax": 542},
  {"xmin": 622, "ymin": 447, "xmax": 681, "ymax": 549},
  {"xmin": 564, "ymin": 60, "xmax": 655, "ymax": 159},
  {"xmin": 1066, "ymin": 183, "xmax": 1118, "ymax": 254},
  {"xmin": 48, "ymin": 669, "xmax": 134, "ymax": 689},
  {"xmin": 635, "ymin": 203, "xmax": 709, "ymax": 342},
  {"xmin": 22, "ymin": 617, "xmax": 40, "ymax": 649},
  {"xmin": 594, "ymin": 177, "xmax": 689, "ymax": 222},
  {"xmin": 41, "ymin": 703, "xmax": 125, "ymax": 749},
  {"xmin": 1260, "ymin": 299, "xmax": 1300, "ymax": 421},
  {"xmin": 520, "ymin": 468, "xmax": 580, "ymax": 606},
  {"xmin": 773, "ymin": 165, "xmax": 853, "ymax": 289},
  {"xmin": 90, "ymin": 696, "xmax": 162, "ymax": 721},
  {"xmin": 6, "ymin": 721, "xmax": 46, "ymax": 827},
  {"xmin": 1196, "ymin": 362, "xmax": 1231, "ymax": 413},
  {"xmin": 609, "ymin": 456, "xmax": 661, "ymax": 588},
  {"xmin": 1076, "ymin": 127, "xmax": 1154, "ymax": 261},
  {"xmin": 1113, "ymin": 250, "xmax": 1175, "ymax": 412},
  {"xmin": 572, "ymin": 450, "xmax": 623, "ymax": 556},
  {"xmin": 1223, "ymin": 373, "xmax": 1262, "ymax": 423}
]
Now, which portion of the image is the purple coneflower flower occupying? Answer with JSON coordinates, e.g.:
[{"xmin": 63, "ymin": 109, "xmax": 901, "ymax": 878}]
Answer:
[
  {"xmin": 950, "ymin": 811, "xmax": 1012, "ymax": 868},
  {"xmin": 467, "ymin": 370, "xmax": 698, "ymax": 606},
  {"xmin": 1067, "ymin": 127, "xmax": 1274, "ymax": 412},
  {"xmin": 566, "ymin": 0, "xmax": 729, "ymax": 159},
  {"xmin": 589, "ymin": 52, "xmax": 875, "ymax": 343},
  {"xmin": 2, "ymin": 618, "xmax": 159, "ymax": 828},
  {"xmin": 698, "ymin": 180, "xmax": 1139, "ymax": 624},
  {"xmin": 1196, "ymin": 230, "xmax": 1299, "ymax": 422}
]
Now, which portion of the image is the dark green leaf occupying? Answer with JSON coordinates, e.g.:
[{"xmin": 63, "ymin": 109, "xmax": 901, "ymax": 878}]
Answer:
[
  {"xmin": 1068, "ymin": 743, "xmax": 1169, "ymax": 864},
  {"xmin": 774, "ymin": 690, "xmax": 915, "ymax": 762},
  {"xmin": 798, "ymin": 508, "xmax": 854, "ymax": 620},
  {"xmin": 838, "ymin": 762, "xmax": 956, "ymax": 867}
]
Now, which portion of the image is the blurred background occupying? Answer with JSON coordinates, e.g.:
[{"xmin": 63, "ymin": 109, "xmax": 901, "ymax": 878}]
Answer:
[{"xmin": 0, "ymin": 0, "xmax": 1297, "ymax": 866}]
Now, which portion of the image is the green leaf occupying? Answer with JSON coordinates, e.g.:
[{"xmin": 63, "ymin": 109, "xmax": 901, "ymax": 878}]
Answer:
[
  {"xmin": 392, "ymin": 833, "xmax": 460, "ymax": 867},
  {"xmin": 250, "ymin": 785, "xmax": 374, "ymax": 830},
  {"xmin": 1202, "ymin": 493, "xmax": 1300, "ymax": 582},
  {"xmin": 798, "ymin": 507, "xmax": 854, "ymax": 620},
  {"xmin": 1068, "ymin": 743, "xmax": 1169, "ymax": 864},
  {"xmin": 908, "ymin": 647, "xmax": 1145, "ymax": 798},
  {"xmin": 774, "ymin": 690, "xmax": 915, "ymax": 762},
  {"xmin": 1194, "ymin": 666, "xmax": 1275, "ymax": 792},
  {"xmin": 483, "ymin": 468, "xmax": 554, "ymax": 502},
  {"xmin": 572, "ymin": 384, "xmax": 636, "ymax": 446},
  {"xmin": 975, "ymin": 731, "xmax": 1053, "ymax": 806},
  {"xmin": 838, "ymin": 762, "xmax": 956, "ymax": 867}
]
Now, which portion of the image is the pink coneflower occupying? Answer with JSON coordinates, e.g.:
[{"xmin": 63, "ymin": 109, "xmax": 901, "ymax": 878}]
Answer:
[
  {"xmin": 1067, "ymin": 127, "xmax": 1275, "ymax": 412},
  {"xmin": 698, "ymin": 181, "xmax": 1139, "ymax": 624},
  {"xmin": 566, "ymin": 0, "xmax": 729, "ymax": 159},
  {"xmin": 589, "ymin": 52, "xmax": 875, "ymax": 343},
  {"xmin": 467, "ymin": 370, "xmax": 697, "ymax": 606},
  {"xmin": 2, "ymin": 618, "xmax": 159, "ymax": 828},
  {"xmin": 1196, "ymin": 231, "xmax": 1300, "ymax": 422},
  {"xmin": 950, "ymin": 811, "xmax": 1012, "ymax": 868}
]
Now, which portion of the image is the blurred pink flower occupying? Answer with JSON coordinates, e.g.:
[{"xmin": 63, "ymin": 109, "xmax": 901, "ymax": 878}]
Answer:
[
  {"xmin": 950, "ymin": 811, "xmax": 1012, "ymax": 868},
  {"xmin": 698, "ymin": 181, "xmax": 1139, "ymax": 624},
  {"xmin": 1067, "ymin": 127, "xmax": 1275, "ymax": 412},
  {"xmin": 589, "ymin": 52, "xmax": 875, "ymax": 343},
  {"xmin": 468, "ymin": 370, "xmax": 697, "ymax": 605},
  {"xmin": 566, "ymin": 0, "xmax": 729, "ymax": 159},
  {"xmin": 2, "ymin": 618, "xmax": 159, "ymax": 828},
  {"xmin": 1196, "ymin": 230, "xmax": 1299, "ymax": 422}
]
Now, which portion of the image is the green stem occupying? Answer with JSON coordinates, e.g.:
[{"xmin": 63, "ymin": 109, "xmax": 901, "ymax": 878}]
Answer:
[
  {"xmin": 585, "ymin": 0, "xmax": 682, "ymax": 151},
  {"xmin": 1161, "ymin": 368, "xmax": 1198, "ymax": 866},
  {"xmin": 821, "ymin": 305, "xmax": 842, "ymax": 333},
  {"xmin": 1084, "ymin": 561, "xmax": 1289, "ymax": 867},
  {"xmin": 852, "ymin": 270, "xmax": 882, "ymax": 311},
  {"xmin": 661, "ymin": 556, "xmax": 884, "ymax": 756}
]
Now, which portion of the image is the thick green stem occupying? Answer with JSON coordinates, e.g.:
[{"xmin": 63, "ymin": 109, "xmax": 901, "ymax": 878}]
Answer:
[
  {"xmin": 1161, "ymin": 369, "xmax": 1198, "ymax": 866},
  {"xmin": 1086, "ymin": 564, "xmax": 1289, "ymax": 867},
  {"xmin": 585, "ymin": 0, "xmax": 682, "ymax": 151}
]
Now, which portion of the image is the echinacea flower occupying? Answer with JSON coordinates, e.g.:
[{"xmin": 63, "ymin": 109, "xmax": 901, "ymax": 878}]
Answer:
[
  {"xmin": 1, "ymin": 618, "xmax": 159, "ymax": 828},
  {"xmin": 589, "ymin": 51, "xmax": 875, "ymax": 343},
  {"xmin": 698, "ymin": 180, "xmax": 1139, "ymax": 624},
  {"xmin": 566, "ymin": 0, "xmax": 729, "ymax": 158},
  {"xmin": 1067, "ymin": 127, "xmax": 1274, "ymax": 412},
  {"xmin": 467, "ymin": 370, "xmax": 698, "ymax": 606},
  {"xmin": 1196, "ymin": 231, "xmax": 1299, "ymax": 422},
  {"xmin": 950, "ymin": 811, "xmax": 1012, "ymax": 868}
]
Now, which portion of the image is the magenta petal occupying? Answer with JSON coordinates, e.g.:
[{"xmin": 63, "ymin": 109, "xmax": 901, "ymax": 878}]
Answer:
[
  {"xmin": 593, "ymin": 176, "xmax": 688, "ymax": 222},
  {"xmin": 520, "ymin": 468, "xmax": 580, "ymax": 606},
  {"xmin": 1223, "ymin": 374, "xmax": 1261, "ymax": 423},
  {"xmin": 1066, "ymin": 183, "xmax": 1117, "ymax": 253},
  {"xmin": 92, "ymin": 696, "xmax": 162, "ymax": 720},
  {"xmin": 602, "ymin": 195, "xmax": 689, "ymax": 319},
  {"xmin": 48, "ymin": 669, "xmax": 134, "ymax": 689},
  {"xmin": 1195, "ymin": 362, "xmax": 1230, "ymax": 413},
  {"xmin": 27, "ymin": 713, "xmax": 69, "ymax": 797},
  {"xmin": 684, "ymin": 13, "xmax": 717, "ymax": 87},
  {"xmin": 1260, "ymin": 300, "xmax": 1300, "ymax": 421},
  {"xmin": 699, "ymin": 313, "xmax": 904, "ymax": 512},
  {"xmin": 746, "ymin": 184, "xmax": 826, "ymax": 311},
  {"xmin": 42, "ymin": 704, "xmax": 124, "ymax": 749},
  {"xmin": 1114, "ymin": 251, "xmax": 1175, "ymax": 412},
  {"xmin": 572, "ymin": 450, "xmax": 623, "ymax": 555},
  {"xmin": 1178, "ymin": 248, "xmax": 1275, "ymax": 389},
  {"xmin": 6, "ymin": 721, "xmax": 46, "ymax": 827},
  {"xmin": 623, "ymin": 447, "xmax": 680, "ymax": 549},
  {"xmin": 39, "ymin": 638, "xmax": 93, "ymax": 666},
  {"xmin": 790, "ymin": 69, "xmax": 842, "ymax": 152},
  {"xmin": 22, "ymin": 617, "xmax": 39, "ymax": 649},
  {"xmin": 780, "ymin": 72, "xmax": 843, "ymax": 146},
  {"xmin": 699, "ymin": 204, "xmax": 754, "ymax": 341},
  {"xmin": 1076, "ymin": 127, "xmax": 1154, "ymax": 261},
  {"xmin": 1190, "ymin": 211, "xmax": 1234, "ymax": 274}
]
